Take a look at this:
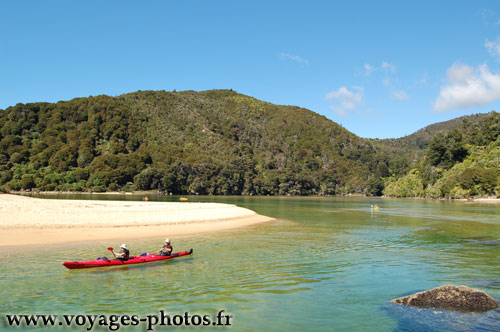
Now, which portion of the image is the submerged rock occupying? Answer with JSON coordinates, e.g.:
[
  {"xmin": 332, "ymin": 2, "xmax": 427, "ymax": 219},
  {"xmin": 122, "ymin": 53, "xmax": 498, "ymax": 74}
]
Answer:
[
  {"xmin": 383, "ymin": 302, "xmax": 500, "ymax": 332},
  {"xmin": 390, "ymin": 285, "xmax": 500, "ymax": 312}
]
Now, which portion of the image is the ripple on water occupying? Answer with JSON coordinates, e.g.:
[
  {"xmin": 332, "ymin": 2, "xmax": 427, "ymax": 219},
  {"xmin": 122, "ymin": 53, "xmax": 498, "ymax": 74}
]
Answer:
[
  {"xmin": 468, "ymin": 278, "xmax": 500, "ymax": 289},
  {"xmin": 461, "ymin": 236, "xmax": 500, "ymax": 246}
]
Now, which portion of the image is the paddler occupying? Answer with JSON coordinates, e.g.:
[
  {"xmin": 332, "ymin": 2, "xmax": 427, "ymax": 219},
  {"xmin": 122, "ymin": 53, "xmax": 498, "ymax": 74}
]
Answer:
[
  {"xmin": 115, "ymin": 244, "xmax": 130, "ymax": 261},
  {"xmin": 156, "ymin": 239, "xmax": 173, "ymax": 256}
]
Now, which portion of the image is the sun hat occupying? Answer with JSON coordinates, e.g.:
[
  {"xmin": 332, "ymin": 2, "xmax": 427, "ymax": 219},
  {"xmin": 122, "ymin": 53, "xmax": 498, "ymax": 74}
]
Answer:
[
  {"xmin": 121, "ymin": 244, "xmax": 127, "ymax": 248},
  {"xmin": 165, "ymin": 239, "xmax": 170, "ymax": 243}
]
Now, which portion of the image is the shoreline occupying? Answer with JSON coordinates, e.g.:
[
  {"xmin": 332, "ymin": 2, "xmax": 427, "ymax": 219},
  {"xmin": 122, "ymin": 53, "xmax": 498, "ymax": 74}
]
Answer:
[
  {"xmin": 0, "ymin": 194, "xmax": 274, "ymax": 247},
  {"xmin": 11, "ymin": 191, "xmax": 500, "ymax": 203}
]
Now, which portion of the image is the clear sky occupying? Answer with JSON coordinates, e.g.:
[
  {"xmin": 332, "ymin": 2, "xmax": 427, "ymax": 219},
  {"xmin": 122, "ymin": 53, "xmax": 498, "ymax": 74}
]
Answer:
[{"xmin": 2, "ymin": 1, "xmax": 500, "ymax": 138}]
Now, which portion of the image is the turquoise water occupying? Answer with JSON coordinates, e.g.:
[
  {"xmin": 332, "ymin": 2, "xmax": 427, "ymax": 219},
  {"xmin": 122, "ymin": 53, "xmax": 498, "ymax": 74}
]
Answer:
[{"xmin": 1, "ymin": 195, "xmax": 500, "ymax": 331}]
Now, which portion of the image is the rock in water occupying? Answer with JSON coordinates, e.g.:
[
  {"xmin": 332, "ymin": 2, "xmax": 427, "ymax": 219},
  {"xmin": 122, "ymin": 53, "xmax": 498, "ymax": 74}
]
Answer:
[{"xmin": 391, "ymin": 285, "xmax": 500, "ymax": 312}]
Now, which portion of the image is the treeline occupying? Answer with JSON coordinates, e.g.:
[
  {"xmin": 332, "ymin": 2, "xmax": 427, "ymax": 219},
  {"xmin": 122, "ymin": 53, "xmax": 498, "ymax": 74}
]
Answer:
[
  {"xmin": 383, "ymin": 111, "xmax": 500, "ymax": 198},
  {"xmin": 0, "ymin": 90, "xmax": 407, "ymax": 195}
]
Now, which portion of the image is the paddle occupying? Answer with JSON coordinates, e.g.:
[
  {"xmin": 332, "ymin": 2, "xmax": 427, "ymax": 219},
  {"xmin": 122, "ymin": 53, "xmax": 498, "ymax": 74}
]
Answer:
[{"xmin": 108, "ymin": 247, "xmax": 117, "ymax": 258}]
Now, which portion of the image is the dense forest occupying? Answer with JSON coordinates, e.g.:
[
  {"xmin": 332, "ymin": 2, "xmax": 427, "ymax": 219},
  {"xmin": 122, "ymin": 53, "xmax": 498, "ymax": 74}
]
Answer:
[
  {"xmin": 0, "ymin": 89, "xmax": 498, "ymax": 198},
  {"xmin": 383, "ymin": 111, "xmax": 500, "ymax": 198}
]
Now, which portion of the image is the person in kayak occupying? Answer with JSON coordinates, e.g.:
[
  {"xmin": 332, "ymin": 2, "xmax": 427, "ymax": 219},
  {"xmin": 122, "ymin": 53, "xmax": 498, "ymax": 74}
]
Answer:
[
  {"xmin": 156, "ymin": 239, "xmax": 173, "ymax": 256},
  {"xmin": 115, "ymin": 244, "xmax": 130, "ymax": 261}
]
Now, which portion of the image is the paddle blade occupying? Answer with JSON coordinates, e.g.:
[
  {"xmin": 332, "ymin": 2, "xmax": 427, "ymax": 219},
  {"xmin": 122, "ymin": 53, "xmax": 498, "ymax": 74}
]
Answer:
[{"xmin": 107, "ymin": 247, "xmax": 114, "ymax": 251}]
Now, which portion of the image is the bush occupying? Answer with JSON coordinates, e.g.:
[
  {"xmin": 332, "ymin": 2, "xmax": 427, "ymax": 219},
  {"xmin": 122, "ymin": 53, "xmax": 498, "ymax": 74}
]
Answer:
[
  {"xmin": 20, "ymin": 175, "xmax": 35, "ymax": 190},
  {"xmin": 383, "ymin": 170, "xmax": 424, "ymax": 197}
]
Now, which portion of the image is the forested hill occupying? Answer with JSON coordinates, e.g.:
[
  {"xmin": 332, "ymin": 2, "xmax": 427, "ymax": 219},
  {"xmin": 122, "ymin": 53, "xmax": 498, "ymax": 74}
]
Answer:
[
  {"xmin": 0, "ymin": 90, "xmax": 395, "ymax": 195},
  {"xmin": 382, "ymin": 111, "xmax": 500, "ymax": 198},
  {"xmin": 1, "ymin": 90, "xmax": 498, "ymax": 197},
  {"xmin": 374, "ymin": 112, "xmax": 496, "ymax": 153}
]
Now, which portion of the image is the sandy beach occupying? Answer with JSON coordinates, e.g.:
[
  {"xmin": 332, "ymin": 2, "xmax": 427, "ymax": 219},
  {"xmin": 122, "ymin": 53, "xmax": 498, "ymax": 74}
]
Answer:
[{"xmin": 0, "ymin": 194, "xmax": 273, "ymax": 247}]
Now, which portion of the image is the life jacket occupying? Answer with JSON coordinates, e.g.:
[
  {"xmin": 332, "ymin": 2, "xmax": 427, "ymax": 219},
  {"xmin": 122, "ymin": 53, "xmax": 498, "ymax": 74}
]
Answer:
[{"xmin": 160, "ymin": 244, "xmax": 172, "ymax": 255}]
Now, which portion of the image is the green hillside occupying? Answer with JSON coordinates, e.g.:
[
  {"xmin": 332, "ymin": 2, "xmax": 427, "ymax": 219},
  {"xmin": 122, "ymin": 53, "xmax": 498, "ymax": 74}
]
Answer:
[
  {"xmin": 0, "ymin": 90, "xmax": 395, "ymax": 195},
  {"xmin": 1, "ymin": 90, "xmax": 498, "ymax": 198},
  {"xmin": 382, "ymin": 111, "xmax": 500, "ymax": 198},
  {"xmin": 371, "ymin": 112, "xmax": 497, "ymax": 164}
]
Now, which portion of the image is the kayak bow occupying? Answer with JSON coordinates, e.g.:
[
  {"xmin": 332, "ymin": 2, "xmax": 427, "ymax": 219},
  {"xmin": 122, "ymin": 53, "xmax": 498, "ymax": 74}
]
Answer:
[{"xmin": 62, "ymin": 249, "xmax": 193, "ymax": 270}]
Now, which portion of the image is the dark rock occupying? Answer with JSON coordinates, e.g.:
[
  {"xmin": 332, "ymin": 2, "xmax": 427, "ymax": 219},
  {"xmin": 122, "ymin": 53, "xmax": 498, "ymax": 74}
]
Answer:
[{"xmin": 391, "ymin": 284, "xmax": 500, "ymax": 312}]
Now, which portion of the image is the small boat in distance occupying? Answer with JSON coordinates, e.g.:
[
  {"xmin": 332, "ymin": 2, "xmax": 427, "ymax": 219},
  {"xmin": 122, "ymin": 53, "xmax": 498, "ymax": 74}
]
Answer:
[{"xmin": 179, "ymin": 197, "xmax": 189, "ymax": 201}]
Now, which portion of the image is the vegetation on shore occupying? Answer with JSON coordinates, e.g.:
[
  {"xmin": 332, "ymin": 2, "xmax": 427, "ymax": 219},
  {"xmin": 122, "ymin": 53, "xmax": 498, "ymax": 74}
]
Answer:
[
  {"xmin": 383, "ymin": 112, "xmax": 500, "ymax": 198},
  {"xmin": 0, "ymin": 90, "xmax": 399, "ymax": 195},
  {"xmin": 0, "ymin": 89, "xmax": 498, "ymax": 198}
]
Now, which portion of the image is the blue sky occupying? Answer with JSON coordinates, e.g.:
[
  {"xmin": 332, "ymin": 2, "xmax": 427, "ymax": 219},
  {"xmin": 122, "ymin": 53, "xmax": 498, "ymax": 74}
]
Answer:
[{"xmin": 2, "ymin": 1, "xmax": 500, "ymax": 138}]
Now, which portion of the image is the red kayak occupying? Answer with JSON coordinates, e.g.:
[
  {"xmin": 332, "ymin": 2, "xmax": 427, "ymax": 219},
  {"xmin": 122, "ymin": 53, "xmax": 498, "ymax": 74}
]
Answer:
[{"xmin": 62, "ymin": 249, "xmax": 193, "ymax": 270}]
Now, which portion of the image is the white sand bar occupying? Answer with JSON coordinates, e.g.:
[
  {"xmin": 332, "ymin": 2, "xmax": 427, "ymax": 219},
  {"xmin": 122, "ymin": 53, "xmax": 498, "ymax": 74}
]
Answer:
[{"xmin": 0, "ymin": 194, "xmax": 274, "ymax": 246}]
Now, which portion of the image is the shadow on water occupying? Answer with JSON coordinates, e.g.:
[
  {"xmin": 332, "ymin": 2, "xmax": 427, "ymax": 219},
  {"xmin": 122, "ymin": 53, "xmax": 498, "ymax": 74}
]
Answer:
[
  {"xmin": 461, "ymin": 236, "xmax": 496, "ymax": 241},
  {"xmin": 460, "ymin": 236, "xmax": 500, "ymax": 246},
  {"xmin": 383, "ymin": 302, "xmax": 500, "ymax": 332}
]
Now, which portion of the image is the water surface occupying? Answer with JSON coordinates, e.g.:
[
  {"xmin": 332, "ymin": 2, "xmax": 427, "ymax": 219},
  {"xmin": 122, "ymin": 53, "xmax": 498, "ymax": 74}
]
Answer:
[{"xmin": 1, "ymin": 195, "xmax": 500, "ymax": 331}]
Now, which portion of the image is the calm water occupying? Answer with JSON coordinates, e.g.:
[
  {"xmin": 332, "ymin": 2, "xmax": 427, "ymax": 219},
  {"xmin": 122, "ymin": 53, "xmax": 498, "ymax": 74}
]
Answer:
[{"xmin": 1, "ymin": 195, "xmax": 500, "ymax": 331}]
